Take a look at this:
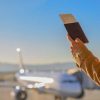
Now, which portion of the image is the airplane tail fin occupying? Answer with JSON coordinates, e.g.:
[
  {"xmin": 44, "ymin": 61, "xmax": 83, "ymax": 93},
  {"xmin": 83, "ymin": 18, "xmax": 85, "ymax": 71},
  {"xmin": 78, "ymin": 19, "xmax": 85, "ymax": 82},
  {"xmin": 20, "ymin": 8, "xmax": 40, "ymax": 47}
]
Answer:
[{"xmin": 16, "ymin": 48, "xmax": 25, "ymax": 74}]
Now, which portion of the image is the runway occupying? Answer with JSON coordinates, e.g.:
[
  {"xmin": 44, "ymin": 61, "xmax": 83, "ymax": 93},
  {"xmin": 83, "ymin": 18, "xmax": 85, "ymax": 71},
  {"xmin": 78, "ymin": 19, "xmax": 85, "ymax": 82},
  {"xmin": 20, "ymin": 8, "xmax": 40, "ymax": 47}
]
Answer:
[{"xmin": 0, "ymin": 86, "xmax": 100, "ymax": 100}]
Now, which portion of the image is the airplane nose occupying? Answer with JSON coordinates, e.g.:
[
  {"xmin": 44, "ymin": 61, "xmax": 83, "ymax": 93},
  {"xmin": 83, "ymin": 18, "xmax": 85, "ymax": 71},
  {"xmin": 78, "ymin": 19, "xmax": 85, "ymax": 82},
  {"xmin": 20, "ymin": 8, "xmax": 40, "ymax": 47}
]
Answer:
[
  {"xmin": 59, "ymin": 82, "xmax": 84, "ymax": 98},
  {"xmin": 54, "ymin": 74, "xmax": 84, "ymax": 98}
]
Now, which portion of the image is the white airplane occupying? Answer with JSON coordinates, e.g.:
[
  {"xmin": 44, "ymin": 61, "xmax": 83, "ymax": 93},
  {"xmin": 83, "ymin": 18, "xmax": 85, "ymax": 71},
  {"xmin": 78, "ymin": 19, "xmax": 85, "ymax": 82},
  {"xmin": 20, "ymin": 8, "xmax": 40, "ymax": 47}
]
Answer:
[
  {"xmin": 14, "ymin": 48, "xmax": 84, "ymax": 100},
  {"xmin": 0, "ymin": 48, "xmax": 99, "ymax": 100}
]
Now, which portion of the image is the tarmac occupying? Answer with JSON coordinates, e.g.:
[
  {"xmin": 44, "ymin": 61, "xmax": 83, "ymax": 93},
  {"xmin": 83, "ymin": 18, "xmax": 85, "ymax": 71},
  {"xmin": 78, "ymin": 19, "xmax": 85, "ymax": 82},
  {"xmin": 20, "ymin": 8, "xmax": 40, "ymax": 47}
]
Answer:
[{"xmin": 0, "ymin": 86, "xmax": 100, "ymax": 100}]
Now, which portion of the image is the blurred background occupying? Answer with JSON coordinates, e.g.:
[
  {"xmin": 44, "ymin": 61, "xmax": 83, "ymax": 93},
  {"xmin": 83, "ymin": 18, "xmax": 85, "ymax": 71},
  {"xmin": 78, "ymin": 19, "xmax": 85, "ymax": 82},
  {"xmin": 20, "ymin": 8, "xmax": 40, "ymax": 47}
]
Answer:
[{"xmin": 0, "ymin": 0, "xmax": 100, "ymax": 100}]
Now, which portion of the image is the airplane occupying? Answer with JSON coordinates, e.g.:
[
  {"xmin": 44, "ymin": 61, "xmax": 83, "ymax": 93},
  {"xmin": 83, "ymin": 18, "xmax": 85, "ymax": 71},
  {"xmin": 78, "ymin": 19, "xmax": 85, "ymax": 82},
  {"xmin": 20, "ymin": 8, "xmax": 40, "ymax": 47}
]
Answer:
[
  {"xmin": 0, "ymin": 48, "xmax": 99, "ymax": 100},
  {"xmin": 0, "ymin": 48, "xmax": 83, "ymax": 100},
  {"xmin": 14, "ymin": 48, "xmax": 85, "ymax": 100}
]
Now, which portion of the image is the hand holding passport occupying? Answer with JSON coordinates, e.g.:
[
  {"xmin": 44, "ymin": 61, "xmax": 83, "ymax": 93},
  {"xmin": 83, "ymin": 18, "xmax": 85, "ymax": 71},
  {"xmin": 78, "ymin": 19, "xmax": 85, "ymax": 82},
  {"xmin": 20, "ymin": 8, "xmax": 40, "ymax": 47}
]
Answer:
[{"xmin": 60, "ymin": 14, "xmax": 89, "ymax": 69}]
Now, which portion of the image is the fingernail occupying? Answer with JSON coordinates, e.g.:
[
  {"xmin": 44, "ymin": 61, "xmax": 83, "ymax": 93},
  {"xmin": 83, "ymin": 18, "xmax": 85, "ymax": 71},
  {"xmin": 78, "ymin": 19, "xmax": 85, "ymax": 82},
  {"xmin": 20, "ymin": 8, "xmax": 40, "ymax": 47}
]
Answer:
[{"xmin": 75, "ymin": 38, "xmax": 80, "ymax": 42}]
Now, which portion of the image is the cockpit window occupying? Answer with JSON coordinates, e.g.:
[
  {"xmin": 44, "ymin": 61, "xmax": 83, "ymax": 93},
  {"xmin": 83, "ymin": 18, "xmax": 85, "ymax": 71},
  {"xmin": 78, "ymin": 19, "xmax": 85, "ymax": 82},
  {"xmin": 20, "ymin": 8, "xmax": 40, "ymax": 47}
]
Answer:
[{"xmin": 61, "ymin": 80, "xmax": 78, "ymax": 83}]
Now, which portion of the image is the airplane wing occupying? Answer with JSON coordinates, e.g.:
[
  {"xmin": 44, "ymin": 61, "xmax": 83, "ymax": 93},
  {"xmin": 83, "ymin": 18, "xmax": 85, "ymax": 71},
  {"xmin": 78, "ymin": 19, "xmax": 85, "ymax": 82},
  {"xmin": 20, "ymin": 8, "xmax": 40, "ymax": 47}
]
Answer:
[{"xmin": 16, "ymin": 74, "xmax": 54, "ymax": 89}]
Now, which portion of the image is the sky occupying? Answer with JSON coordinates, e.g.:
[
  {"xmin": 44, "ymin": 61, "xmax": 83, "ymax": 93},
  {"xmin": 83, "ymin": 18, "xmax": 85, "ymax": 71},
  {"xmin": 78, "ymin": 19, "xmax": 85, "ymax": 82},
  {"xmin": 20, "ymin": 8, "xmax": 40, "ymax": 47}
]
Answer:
[{"xmin": 0, "ymin": 0, "xmax": 100, "ymax": 64}]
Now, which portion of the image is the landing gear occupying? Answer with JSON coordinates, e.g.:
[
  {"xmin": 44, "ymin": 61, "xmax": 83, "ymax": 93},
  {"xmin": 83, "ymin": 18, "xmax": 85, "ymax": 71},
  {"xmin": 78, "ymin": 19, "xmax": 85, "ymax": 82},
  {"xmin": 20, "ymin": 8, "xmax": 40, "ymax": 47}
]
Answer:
[
  {"xmin": 15, "ymin": 90, "xmax": 27, "ymax": 100},
  {"xmin": 76, "ymin": 89, "xmax": 84, "ymax": 99},
  {"xmin": 14, "ymin": 86, "xmax": 28, "ymax": 100},
  {"xmin": 55, "ymin": 96, "xmax": 67, "ymax": 100}
]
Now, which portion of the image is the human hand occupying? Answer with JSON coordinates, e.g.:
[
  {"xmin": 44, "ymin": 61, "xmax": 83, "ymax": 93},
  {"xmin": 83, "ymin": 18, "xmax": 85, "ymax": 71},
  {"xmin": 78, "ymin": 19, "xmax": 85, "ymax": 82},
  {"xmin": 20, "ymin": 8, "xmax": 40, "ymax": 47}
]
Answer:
[{"xmin": 67, "ymin": 34, "xmax": 89, "ymax": 66}]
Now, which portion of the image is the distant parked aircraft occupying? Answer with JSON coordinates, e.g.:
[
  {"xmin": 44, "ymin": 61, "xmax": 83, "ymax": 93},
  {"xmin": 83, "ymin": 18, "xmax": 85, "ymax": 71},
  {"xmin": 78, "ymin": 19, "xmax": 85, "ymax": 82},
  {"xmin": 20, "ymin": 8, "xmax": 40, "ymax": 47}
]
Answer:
[
  {"xmin": 15, "ymin": 48, "xmax": 84, "ymax": 100},
  {"xmin": 0, "ymin": 48, "xmax": 99, "ymax": 100}
]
